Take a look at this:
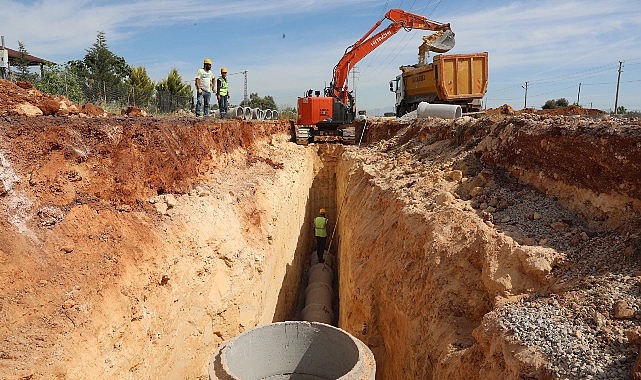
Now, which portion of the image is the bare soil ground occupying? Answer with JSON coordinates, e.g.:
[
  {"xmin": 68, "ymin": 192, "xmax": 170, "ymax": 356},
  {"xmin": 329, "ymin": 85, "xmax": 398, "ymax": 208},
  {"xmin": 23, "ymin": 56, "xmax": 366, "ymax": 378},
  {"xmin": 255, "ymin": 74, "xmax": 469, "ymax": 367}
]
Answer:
[{"xmin": 2, "ymin": 77, "xmax": 641, "ymax": 379}]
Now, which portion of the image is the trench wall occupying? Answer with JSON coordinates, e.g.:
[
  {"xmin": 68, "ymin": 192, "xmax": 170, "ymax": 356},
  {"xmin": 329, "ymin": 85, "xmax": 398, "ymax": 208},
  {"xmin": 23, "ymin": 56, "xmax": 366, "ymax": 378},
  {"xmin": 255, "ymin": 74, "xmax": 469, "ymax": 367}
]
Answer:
[
  {"xmin": 334, "ymin": 153, "xmax": 552, "ymax": 379},
  {"xmin": 59, "ymin": 139, "xmax": 323, "ymax": 378}
]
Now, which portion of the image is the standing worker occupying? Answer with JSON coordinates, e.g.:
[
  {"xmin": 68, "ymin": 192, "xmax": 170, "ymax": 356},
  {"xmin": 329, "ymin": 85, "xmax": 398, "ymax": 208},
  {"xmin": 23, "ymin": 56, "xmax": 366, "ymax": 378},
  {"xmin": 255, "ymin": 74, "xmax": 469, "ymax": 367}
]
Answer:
[
  {"xmin": 217, "ymin": 67, "xmax": 230, "ymax": 118},
  {"xmin": 195, "ymin": 58, "xmax": 214, "ymax": 117},
  {"xmin": 314, "ymin": 208, "xmax": 329, "ymax": 264}
]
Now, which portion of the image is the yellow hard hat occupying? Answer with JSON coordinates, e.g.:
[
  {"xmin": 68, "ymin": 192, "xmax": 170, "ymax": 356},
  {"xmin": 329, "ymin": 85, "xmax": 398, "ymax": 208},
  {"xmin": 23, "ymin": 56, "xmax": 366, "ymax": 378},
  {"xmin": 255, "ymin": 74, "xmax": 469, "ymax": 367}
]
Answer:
[
  {"xmin": 204, "ymin": 58, "xmax": 212, "ymax": 65},
  {"xmin": 221, "ymin": 67, "xmax": 228, "ymax": 73},
  {"xmin": 320, "ymin": 208, "xmax": 326, "ymax": 214}
]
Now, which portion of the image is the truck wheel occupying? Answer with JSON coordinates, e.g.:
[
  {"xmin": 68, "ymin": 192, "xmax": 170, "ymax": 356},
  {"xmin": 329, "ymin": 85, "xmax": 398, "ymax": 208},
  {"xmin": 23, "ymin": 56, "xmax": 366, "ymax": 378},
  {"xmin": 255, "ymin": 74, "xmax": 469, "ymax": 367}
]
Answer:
[{"xmin": 397, "ymin": 102, "xmax": 408, "ymax": 117}]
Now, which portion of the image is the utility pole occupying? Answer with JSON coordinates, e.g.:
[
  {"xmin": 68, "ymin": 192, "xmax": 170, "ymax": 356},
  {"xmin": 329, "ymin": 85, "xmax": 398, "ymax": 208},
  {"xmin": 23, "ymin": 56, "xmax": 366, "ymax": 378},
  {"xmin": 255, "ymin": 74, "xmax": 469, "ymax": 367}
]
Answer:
[
  {"xmin": 577, "ymin": 82, "xmax": 581, "ymax": 106},
  {"xmin": 242, "ymin": 70, "xmax": 248, "ymax": 106},
  {"xmin": 522, "ymin": 81, "xmax": 528, "ymax": 108},
  {"xmin": 229, "ymin": 70, "xmax": 248, "ymax": 105},
  {"xmin": 614, "ymin": 61, "xmax": 623, "ymax": 114}
]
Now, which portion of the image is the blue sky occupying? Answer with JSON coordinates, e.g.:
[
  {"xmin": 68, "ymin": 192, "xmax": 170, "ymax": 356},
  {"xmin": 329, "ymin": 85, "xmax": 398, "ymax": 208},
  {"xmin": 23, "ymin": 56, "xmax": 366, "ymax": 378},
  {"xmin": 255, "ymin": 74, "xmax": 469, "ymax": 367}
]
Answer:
[{"xmin": 4, "ymin": 0, "xmax": 641, "ymax": 114}]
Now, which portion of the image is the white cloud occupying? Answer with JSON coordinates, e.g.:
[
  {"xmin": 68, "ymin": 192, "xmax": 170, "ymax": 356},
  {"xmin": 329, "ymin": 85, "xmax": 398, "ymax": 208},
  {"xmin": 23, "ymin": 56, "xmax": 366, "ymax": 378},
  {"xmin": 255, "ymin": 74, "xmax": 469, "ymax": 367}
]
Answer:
[{"xmin": 3, "ymin": 0, "xmax": 640, "ymax": 111}]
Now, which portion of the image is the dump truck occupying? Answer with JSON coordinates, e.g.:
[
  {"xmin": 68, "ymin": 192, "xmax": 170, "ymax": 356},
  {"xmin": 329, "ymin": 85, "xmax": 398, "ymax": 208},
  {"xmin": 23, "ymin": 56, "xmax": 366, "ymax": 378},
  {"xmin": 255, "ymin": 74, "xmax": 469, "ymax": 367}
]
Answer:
[
  {"xmin": 295, "ymin": 9, "xmax": 455, "ymax": 145},
  {"xmin": 390, "ymin": 51, "xmax": 488, "ymax": 117}
]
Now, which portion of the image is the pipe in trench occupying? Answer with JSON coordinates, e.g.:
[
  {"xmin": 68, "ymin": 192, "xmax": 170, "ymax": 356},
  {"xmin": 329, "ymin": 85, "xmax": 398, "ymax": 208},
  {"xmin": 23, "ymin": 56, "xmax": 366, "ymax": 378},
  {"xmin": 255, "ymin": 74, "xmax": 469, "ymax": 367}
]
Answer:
[
  {"xmin": 302, "ymin": 249, "xmax": 335, "ymax": 325},
  {"xmin": 209, "ymin": 321, "xmax": 376, "ymax": 379},
  {"xmin": 417, "ymin": 102, "xmax": 462, "ymax": 119}
]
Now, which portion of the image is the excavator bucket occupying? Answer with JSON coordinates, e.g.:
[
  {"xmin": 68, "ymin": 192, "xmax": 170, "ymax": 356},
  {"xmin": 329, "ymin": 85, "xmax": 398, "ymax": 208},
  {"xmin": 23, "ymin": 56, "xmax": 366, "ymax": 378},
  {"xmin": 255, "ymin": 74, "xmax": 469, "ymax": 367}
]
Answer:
[{"xmin": 425, "ymin": 29, "xmax": 455, "ymax": 53}]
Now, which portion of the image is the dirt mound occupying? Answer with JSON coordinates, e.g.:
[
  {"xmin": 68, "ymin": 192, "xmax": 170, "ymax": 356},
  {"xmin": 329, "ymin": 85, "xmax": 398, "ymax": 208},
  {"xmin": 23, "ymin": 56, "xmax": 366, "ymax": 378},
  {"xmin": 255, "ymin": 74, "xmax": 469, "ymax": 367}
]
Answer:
[
  {"xmin": 485, "ymin": 104, "xmax": 515, "ymax": 115},
  {"xmin": 0, "ymin": 79, "xmax": 103, "ymax": 117},
  {"xmin": 487, "ymin": 103, "xmax": 606, "ymax": 116},
  {"xmin": 121, "ymin": 105, "xmax": 147, "ymax": 117},
  {"xmin": 536, "ymin": 104, "xmax": 605, "ymax": 115}
]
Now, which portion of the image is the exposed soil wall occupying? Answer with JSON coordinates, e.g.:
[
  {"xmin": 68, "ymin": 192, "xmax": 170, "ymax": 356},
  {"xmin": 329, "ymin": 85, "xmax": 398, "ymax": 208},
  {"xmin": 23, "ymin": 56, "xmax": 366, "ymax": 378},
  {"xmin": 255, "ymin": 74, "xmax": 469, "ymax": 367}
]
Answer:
[
  {"xmin": 0, "ymin": 114, "xmax": 320, "ymax": 378},
  {"xmin": 2, "ymin": 78, "xmax": 641, "ymax": 380},
  {"xmin": 335, "ymin": 144, "xmax": 555, "ymax": 379},
  {"xmin": 334, "ymin": 115, "xmax": 641, "ymax": 379}
]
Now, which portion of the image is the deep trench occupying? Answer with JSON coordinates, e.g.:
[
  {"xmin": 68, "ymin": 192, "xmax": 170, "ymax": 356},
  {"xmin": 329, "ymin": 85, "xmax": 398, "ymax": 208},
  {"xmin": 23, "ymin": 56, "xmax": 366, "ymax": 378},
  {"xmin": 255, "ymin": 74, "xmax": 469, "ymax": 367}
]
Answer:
[{"xmin": 293, "ymin": 145, "xmax": 343, "ymax": 325}]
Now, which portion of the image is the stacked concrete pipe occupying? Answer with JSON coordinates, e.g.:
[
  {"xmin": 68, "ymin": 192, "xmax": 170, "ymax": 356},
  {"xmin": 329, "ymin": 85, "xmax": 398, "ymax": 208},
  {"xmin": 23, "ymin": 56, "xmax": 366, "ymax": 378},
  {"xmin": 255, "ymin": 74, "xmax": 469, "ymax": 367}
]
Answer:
[
  {"xmin": 226, "ymin": 107, "xmax": 243, "ymax": 119},
  {"xmin": 225, "ymin": 107, "xmax": 279, "ymax": 120},
  {"xmin": 208, "ymin": 321, "xmax": 376, "ymax": 379},
  {"xmin": 240, "ymin": 107, "xmax": 249, "ymax": 120}
]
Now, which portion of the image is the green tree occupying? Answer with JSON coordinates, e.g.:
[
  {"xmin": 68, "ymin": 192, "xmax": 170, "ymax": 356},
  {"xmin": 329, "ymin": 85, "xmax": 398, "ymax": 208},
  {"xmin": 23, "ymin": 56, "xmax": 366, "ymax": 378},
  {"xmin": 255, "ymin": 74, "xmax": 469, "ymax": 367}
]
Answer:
[
  {"xmin": 542, "ymin": 99, "xmax": 557, "ymax": 109},
  {"xmin": 156, "ymin": 68, "xmax": 192, "ymax": 112},
  {"xmin": 14, "ymin": 41, "xmax": 38, "ymax": 83},
  {"xmin": 278, "ymin": 105, "xmax": 297, "ymax": 119},
  {"xmin": 156, "ymin": 68, "xmax": 192, "ymax": 97},
  {"xmin": 556, "ymin": 98, "xmax": 569, "ymax": 108},
  {"xmin": 542, "ymin": 98, "xmax": 570, "ymax": 109},
  {"xmin": 242, "ymin": 92, "xmax": 277, "ymax": 110},
  {"xmin": 70, "ymin": 31, "xmax": 131, "ymax": 103},
  {"xmin": 616, "ymin": 105, "xmax": 627, "ymax": 114},
  {"xmin": 128, "ymin": 66, "xmax": 155, "ymax": 108},
  {"xmin": 34, "ymin": 63, "xmax": 86, "ymax": 103}
]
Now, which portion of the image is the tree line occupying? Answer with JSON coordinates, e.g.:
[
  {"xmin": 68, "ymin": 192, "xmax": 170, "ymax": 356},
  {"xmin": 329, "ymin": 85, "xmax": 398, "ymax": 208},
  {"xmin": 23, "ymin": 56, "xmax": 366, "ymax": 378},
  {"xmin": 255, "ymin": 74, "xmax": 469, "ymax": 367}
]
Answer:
[{"xmin": 11, "ymin": 32, "xmax": 289, "ymax": 115}]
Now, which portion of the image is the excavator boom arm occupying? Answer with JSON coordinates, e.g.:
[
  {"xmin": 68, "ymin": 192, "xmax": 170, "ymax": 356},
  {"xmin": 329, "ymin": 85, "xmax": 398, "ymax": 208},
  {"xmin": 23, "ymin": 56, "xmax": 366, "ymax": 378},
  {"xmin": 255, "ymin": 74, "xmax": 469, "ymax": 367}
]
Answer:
[{"xmin": 331, "ymin": 9, "xmax": 452, "ymax": 98}]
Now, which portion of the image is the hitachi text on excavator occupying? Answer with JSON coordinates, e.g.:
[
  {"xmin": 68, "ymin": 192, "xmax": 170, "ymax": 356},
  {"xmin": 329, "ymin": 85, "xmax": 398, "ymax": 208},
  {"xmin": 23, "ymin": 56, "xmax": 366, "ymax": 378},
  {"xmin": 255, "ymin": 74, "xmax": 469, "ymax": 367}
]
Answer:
[{"xmin": 295, "ymin": 9, "xmax": 455, "ymax": 145}]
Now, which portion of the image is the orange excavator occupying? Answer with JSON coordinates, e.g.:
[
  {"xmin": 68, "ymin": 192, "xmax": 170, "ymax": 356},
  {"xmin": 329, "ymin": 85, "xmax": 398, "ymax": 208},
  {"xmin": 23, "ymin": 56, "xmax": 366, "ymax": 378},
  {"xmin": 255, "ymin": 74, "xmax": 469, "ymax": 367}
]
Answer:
[{"xmin": 296, "ymin": 9, "xmax": 455, "ymax": 144}]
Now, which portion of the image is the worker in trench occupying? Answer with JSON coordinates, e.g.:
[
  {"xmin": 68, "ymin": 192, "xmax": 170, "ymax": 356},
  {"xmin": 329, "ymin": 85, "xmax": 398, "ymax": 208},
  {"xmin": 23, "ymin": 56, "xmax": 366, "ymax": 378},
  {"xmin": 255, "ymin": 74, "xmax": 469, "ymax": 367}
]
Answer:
[{"xmin": 314, "ymin": 208, "xmax": 329, "ymax": 263}]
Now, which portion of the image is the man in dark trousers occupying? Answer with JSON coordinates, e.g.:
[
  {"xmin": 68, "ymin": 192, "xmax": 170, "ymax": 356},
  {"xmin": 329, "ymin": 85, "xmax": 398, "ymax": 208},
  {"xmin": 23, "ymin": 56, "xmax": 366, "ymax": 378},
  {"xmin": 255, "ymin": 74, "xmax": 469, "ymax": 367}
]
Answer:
[
  {"xmin": 216, "ymin": 67, "xmax": 230, "ymax": 118},
  {"xmin": 314, "ymin": 208, "xmax": 328, "ymax": 263}
]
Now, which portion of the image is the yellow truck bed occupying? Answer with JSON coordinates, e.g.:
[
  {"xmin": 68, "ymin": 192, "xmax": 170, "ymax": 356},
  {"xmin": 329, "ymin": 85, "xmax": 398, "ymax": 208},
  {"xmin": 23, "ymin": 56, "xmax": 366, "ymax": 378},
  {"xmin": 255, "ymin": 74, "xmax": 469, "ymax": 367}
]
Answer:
[{"xmin": 402, "ymin": 52, "xmax": 488, "ymax": 101}]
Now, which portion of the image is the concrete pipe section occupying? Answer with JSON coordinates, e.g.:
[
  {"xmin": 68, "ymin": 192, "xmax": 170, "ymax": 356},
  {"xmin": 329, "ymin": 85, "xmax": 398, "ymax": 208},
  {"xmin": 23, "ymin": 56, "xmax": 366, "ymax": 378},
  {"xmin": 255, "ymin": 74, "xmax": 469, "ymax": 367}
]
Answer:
[
  {"xmin": 303, "ymin": 249, "xmax": 335, "ymax": 325},
  {"xmin": 208, "ymin": 321, "xmax": 376, "ymax": 379},
  {"xmin": 227, "ymin": 107, "xmax": 243, "ymax": 119},
  {"xmin": 264, "ymin": 109, "xmax": 273, "ymax": 120},
  {"xmin": 243, "ymin": 107, "xmax": 252, "ymax": 120},
  {"xmin": 417, "ymin": 102, "xmax": 462, "ymax": 119},
  {"xmin": 308, "ymin": 262, "xmax": 333, "ymax": 288},
  {"xmin": 305, "ymin": 282, "xmax": 333, "ymax": 311},
  {"xmin": 272, "ymin": 110, "xmax": 279, "ymax": 120}
]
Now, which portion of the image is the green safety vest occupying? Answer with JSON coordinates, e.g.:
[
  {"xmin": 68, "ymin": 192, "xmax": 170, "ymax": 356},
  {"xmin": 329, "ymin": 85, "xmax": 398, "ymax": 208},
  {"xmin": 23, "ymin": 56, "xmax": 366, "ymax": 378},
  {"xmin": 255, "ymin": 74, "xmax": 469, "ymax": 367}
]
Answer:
[
  {"xmin": 314, "ymin": 216, "xmax": 328, "ymax": 237},
  {"xmin": 218, "ymin": 77, "xmax": 228, "ymax": 96}
]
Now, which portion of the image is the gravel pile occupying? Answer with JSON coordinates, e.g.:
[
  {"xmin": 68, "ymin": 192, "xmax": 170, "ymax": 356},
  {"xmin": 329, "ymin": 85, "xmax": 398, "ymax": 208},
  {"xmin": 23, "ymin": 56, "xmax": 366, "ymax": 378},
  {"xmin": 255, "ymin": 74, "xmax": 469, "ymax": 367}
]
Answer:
[
  {"xmin": 498, "ymin": 291, "xmax": 638, "ymax": 379},
  {"xmin": 482, "ymin": 170, "xmax": 641, "ymax": 379}
]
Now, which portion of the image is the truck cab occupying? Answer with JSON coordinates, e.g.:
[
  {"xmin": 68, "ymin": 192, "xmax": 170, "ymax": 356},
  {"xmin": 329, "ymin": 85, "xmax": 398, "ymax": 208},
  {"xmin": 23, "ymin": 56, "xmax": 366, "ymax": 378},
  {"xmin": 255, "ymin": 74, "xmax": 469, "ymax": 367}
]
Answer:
[{"xmin": 389, "ymin": 76, "xmax": 405, "ymax": 116}]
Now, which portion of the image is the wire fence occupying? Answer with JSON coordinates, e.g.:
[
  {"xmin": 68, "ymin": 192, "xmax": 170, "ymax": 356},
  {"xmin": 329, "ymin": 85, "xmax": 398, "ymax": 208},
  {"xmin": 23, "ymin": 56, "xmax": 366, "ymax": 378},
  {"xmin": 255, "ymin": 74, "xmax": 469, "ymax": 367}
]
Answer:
[
  {"xmin": 78, "ymin": 81, "xmax": 195, "ymax": 114},
  {"xmin": 5, "ymin": 73, "xmax": 195, "ymax": 115}
]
